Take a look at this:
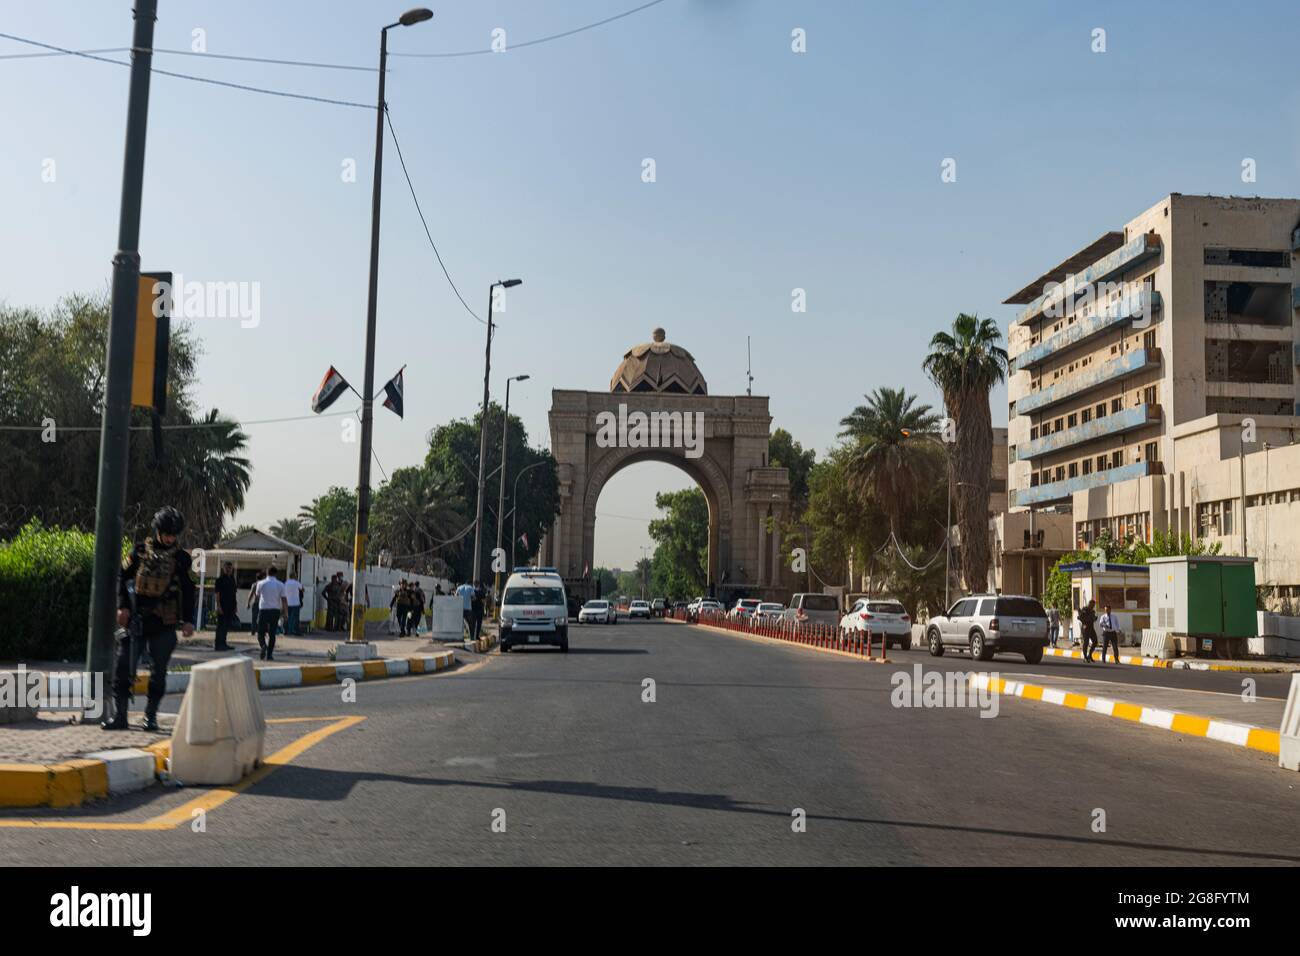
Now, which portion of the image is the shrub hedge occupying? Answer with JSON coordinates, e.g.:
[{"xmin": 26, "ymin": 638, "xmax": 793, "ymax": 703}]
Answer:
[{"xmin": 0, "ymin": 521, "xmax": 124, "ymax": 663}]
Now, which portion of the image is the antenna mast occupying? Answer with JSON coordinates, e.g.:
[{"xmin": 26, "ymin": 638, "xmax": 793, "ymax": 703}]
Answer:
[{"xmin": 746, "ymin": 336, "xmax": 754, "ymax": 396}]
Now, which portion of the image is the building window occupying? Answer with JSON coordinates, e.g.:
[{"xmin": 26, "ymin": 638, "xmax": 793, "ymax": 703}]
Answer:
[
  {"xmin": 1068, "ymin": 462, "xmax": 1078, "ymax": 478},
  {"xmin": 1054, "ymin": 466, "xmax": 1065, "ymax": 482},
  {"xmin": 1144, "ymin": 441, "xmax": 1158, "ymax": 463},
  {"xmin": 1111, "ymin": 397, "xmax": 1123, "ymax": 414},
  {"xmin": 1067, "ymin": 413, "xmax": 1078, "ymax": 428},
  {"xmin": 1082, "ymin": 407, "xmax": 1092, "ymax": 423},
  {"xmin": 1143, "ymin": 385, "xmax": 1157, "ymax": 406},
  {"xmin": 1096, "ymin": 403, "xmax": 1107, "ymax": 419},
  {"xmin": 1143, "ymin": 329, "xmax": 1156, "ymax": 350},
  {"xmin": 1096, "ymin": 454, "xmax": 1107, "ymax": 471},
  {"xmin": 1112, "ymin": 449, "xmax": 1124, "ymax": 468},
  {"xmin": 1082, "ymin": 458, "xmax": 1093, "ymax": 475}
]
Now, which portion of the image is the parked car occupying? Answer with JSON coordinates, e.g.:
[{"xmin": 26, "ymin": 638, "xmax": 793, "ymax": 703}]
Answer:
[
  {"xmin": 579, "ymin": 599, "xmax": 618, "ymax": 624},
  {"xmin": 754, "ymin": 602, "xmax": 785, "ymax": 625},
  {"xmin": 671, "ymin": 600, "xmax": 689, "ymax": 613},
  {"xmin": 499, "ymin": 570, "xmax": 569, "ymax": 653},
  {"xmin": 925, "ymin": 594, "xmax": 1049, "ymax": 663},
  {"xmin": 782, "ymin": 592, "xmax": 840, "ymax": 631},
  {"xmin": 839, "ymin": 597, "xmax": 912, "ymax": 650},
  {"xmin": 687, "ymin": 598, "xmax": 723, "ymax": 622},
  {"xmin": 629, "ymin": 600, "xmax": 651, "ymax": 619},
  {"xmin": 650, "ymin": 597, "xmax": 667, "ymax": 617},
  {"xmin": 728, "ymin": 598, "xmax": 762, "ymax": 621}
]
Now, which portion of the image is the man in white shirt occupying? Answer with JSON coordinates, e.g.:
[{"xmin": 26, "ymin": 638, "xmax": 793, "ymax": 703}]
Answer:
[
  {"xmin": 1097, "ymin": 604, "xmax": 1121, "ymax": 663},
  {"xmin": 283, "ymin": 572, "xmax": 304, "ymax": 636},
  {"xmin": 256, "ymin": 566, "xmax": 289, "ymax": 661}
]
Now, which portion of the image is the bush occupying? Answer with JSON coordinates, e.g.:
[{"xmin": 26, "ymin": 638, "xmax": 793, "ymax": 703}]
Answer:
[{"xmin": 0, "ymin": 521, "xmax": 118, "ymax": 662}]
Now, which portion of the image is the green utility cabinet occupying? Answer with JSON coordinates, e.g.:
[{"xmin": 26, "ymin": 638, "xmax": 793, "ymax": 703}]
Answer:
[{"xmin": 1149, "ymin": 555, "xmax": 1257, "ymax": 658}]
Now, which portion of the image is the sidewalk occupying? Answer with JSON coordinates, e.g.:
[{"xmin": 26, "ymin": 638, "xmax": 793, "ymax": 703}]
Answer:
[{"xmin": 1043, "ymin": 644, "xmax": 1300, "ymax": 674}]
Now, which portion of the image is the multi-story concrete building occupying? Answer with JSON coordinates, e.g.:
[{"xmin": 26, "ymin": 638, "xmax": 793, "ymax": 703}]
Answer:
[{"xmin": 1003, "ymin": 193, "xmax": 1300, "ymax": 607}]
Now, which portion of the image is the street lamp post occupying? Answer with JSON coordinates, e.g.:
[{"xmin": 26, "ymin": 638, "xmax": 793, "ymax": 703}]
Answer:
[
  {"xmin": 347, "ymin": 7, "xmax": 434, "ymax": 647},
  {"xmin": 640, "ymin": 545, "xmax": 652, "ymax": 600},
  {"xmin": 471, "ymin": 279, "xmax": 522, "ymax": 590},
  {"xmin": 494, "ymin": 373, "xmax": 530, "ymax": 618},
  {"xmin": 509, "ymin": 458, "xmax": 548, "ymax": 570}
]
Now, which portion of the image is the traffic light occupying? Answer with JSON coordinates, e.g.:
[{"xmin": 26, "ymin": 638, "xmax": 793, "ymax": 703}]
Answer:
[{"xmin": 131, "ymin": 271, "xmax": 171, "ymax": 413}]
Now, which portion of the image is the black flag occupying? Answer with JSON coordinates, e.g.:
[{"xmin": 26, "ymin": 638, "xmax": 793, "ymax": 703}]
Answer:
[{"xmin": 382, "ymin": 366, "xmax": 405, "ymax": 419}]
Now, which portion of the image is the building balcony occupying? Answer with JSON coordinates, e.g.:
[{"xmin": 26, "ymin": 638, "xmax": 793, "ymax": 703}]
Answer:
[
  {"xmin": 1014, "ymin": 348, "xmax": 1161, "ymax": 417},
  {"xmin": 1011, "ymin": 290, "xmax": 1161, "ymax": 373},
  {"xmin": 1015, "ymin": 233, "xmax": 1162, "ymax": 327},
  {"xmin": 1016, "ymin": 403, "xmax": 1161, "ymax": 462},
  {"xmin": 1012, "ymin": 460, "xmax": 1164, "ymax": 508}
]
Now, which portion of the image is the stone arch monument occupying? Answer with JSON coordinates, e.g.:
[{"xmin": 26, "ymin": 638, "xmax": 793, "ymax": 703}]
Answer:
[{"xmin": 542, "ymin": 328, "xmax": 792, "ymax": 601}]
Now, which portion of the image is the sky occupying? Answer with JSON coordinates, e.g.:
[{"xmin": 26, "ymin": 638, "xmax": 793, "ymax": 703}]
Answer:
[{"xmin": 3, "ymin": 0, "xmax": 1300, "ymax": 568}]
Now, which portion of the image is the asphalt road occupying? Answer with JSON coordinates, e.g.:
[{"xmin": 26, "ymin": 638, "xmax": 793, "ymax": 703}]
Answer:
[{"xmin": 3, "ymin": 618, "xmax": 1298, "ymax": 865}]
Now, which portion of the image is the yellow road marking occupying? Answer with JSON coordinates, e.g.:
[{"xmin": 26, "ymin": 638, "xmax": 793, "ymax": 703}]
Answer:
[{"xmin": 0, "ymin": 715, "xmax": 363, "ymax": 830}]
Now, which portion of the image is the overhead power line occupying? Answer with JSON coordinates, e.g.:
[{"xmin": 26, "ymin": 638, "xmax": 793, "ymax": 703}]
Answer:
[
  {"xmin": 0, "ymin": 32, "xmax": 371, "ymax": 108},
  {"xmin": 383, "ymin": 106, "xmax": 485, "ymax": 325},
  {"xmin": 392, "ymin": 0, "xmax": 671, "ymax": 58}
]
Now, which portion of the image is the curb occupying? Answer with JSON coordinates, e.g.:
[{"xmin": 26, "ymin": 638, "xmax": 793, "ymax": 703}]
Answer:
[
  {"xmin": 127, "ymin": 649, "xmax": 456, "ymax": 696},
  {"xmin": 969, "ymin": 672, "xmax": 1281, "ymax": 757},
  {"xmin": 1042, "ymin": 646, "xmax": 1298, "ymax": 673},
  {"xmin": 0, "ymin": 651, "xmax": 454, "ymax": 809}
]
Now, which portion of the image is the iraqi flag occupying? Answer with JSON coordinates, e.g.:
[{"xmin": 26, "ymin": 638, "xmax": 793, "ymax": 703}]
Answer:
[
  {"xmin": 311, "ymin": 366, "xmax": 350, "ymax": 413},
  {"xmin": 519, "ymin": 532, "xmax": 529, "ymax": 551},
  {"xmin": 382, "ymin": 366, "xmax": 405, "ymax": 419}
]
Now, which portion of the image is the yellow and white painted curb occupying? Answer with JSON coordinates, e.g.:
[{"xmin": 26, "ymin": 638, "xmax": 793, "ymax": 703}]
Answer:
[
  {"xmin": 1042, "ymin": 646, "xmax": 1297, "ymax": 673},
  {"xmin": 969, "ymin": 672, "xmax": 1281, "ymax": 756},
  {"xmin": 128, "ymin": 649, "xmax": 456, "ymax": 696}
]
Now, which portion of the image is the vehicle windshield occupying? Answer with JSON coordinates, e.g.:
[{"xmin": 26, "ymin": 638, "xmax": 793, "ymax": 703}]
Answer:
[
  {"xmin": 503, "ymin": 586, "xmax": 565, "ymax": 606},
  {"xmin": 758, "ymin": 603, "xmax": 783, "ymax": 612},
  {"xmin": 584, "ymin": 601, "xmax": 608, "ymax": 610},
  {"xmin": 867, "ymin": 602, "xmax": 906, "ymax": 614},
  {"xmin": 800, "ymin": 595, "xmax": 838, "ymax": 611},
  {"xmin": 995, "ymin": 597, "xmax": 1047, "ymax": 617}
]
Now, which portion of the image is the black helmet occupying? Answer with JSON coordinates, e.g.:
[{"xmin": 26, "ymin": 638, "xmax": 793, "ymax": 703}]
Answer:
[{"xmin": 152, "ymin": 506, "xmax": 185, "ymax": 536}]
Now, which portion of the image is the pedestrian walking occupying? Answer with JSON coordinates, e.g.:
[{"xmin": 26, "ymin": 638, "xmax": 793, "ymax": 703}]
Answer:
[
  {"xmin": 214, "ymin": 561, "xmax": 238, "ymax": 651},
  {"xmin": 246, "ymin": 570, "xmax": 264, "ymax": 632},
  {"xmin": 1098, "ymin": 604, "xmax": 1121, "ymax": 663},
  {"xmin": 1046, "ymin": 606, "xmax": 1060, "ymax": 648},
  {"xmin": 284, "ymin": 569, "xmax": 304, "ymax": 636},
  {"xmin": 255, "ymin": 565, "xmax": 288, "ymax": 660},
  {"xmin": 391, "ymin": 580, "xmax": 412, "ymax": 636},
  {"xmin": 456, "ymin": 580, "xmax": 475, "ymax": 639},
  {"xmin": 323, "ymin": 573, "xmax": 343, "ymax": 631},
  {"xmin": 471, "ymin": 580, "xmax": 486, "ymax": 643},
  {"xmin": 412, "ymin": 583, "xmax": 426, "ymax": 636},
  {"xmin": 102, "ymin": 507, "xmax": 196, "ymax": 732},
  {"xmin": 1078, "ymin": 600, "xmax": 1099, "ymax": 663}
]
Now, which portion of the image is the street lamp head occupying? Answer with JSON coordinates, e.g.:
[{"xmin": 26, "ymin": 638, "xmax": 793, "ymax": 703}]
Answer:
[
  {"xmin": 499, "ymin": 278, "xmax": 523, "ymax": 289},
  {"xmin": 399, "ymin": 8, "xmax": 434, "ymax": 26},
  {"xmin": 514, "ymin": 374, "xmax": 531, "ymax": 383}
]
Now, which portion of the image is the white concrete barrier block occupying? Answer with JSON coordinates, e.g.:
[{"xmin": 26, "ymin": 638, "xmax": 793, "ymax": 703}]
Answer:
[
  {"xmin": 1280, "ymin": 674, "xmax": 1300, "ymax": 772},
  {"xmin": 1141, "ymin": 628, "xmax": 1177, "ymax": 660},
  {"xmin": 334, "ymin": 642, "xmax": 378, "ymax": 661},
  {"xmin": 83, "ymin": 748, "xmax": 157, "ymax": 794},
  {"xmin": 169, "ymin": 657, "xmax": 266, "ymax": 786}
]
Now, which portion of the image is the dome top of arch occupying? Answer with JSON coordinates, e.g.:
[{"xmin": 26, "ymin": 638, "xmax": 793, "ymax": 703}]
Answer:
[{"xmin": 609, "ymin": 328, "xmax": 707, "ymax": 395}]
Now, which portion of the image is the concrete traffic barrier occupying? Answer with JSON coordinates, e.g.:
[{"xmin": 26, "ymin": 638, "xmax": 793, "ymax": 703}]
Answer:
[
  {"xmin": 1281, "ymin": 674, "xmax": 1300, "ymax": 772},
  {"xmin": 169, "ymin": 656, "xmax": 266, "ymax": 786}
]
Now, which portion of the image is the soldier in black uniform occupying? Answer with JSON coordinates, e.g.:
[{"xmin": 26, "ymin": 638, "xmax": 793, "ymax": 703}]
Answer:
[{"xmin": 102, "ymin": 506, "xmax": 196, "ymax": 732}]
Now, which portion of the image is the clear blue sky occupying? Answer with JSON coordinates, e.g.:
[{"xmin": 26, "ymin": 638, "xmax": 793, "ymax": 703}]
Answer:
[{"xmin": 3, "ymin": 0, "xmax": 1299, "ymax": 567}]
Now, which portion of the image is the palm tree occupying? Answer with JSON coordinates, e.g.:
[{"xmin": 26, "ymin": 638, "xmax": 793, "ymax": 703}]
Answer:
[
  {"xmin": 168, "ymin": 409, "xmax": 251, "ymax": 546},
  {"xmin": 371, "ymin": 467, "xmax": 467, "ymax": 570},
  {"xmin": 270, "ymin": 516, "xmax": 312, "ymax": 547},
  {"xmin": 838, "ymin": 387, "xmax": 941, "ymax": 536},
  {"xmin": 923, "ymin": 314, "xmax": 1008, "ymax": 592}
]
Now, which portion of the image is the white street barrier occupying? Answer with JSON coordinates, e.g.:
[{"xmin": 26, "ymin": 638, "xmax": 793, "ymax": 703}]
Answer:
[
  {"xmin": 169, "ymin": 657, "xmax": 266, "ymax": 785},
  {"xmin": 1141, "ymin": 628, "xmax": 1177, "ymax": 660},
  {"xmin": 1281, "ymin": 673, "xmax": 1300, "ymax": 772}
]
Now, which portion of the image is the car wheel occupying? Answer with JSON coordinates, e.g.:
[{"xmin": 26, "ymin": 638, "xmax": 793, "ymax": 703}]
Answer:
[
  {"xmin": 900, "ymin": 633, "xmax": 913, "ymax": 652},
  {"xmin": 1022, "ymin": 645, "xmax": 1044, "ymax": 665},
  {"xmin": 560, "ymin": 639, "xmax": 569, "ymax": 652},
  {"xmin": 927, "ymin": 628, "xmax": 944, "ymax": 657},
  {"xmin": 970, "ymin": 631, "xmax": 994, "ymax": 662}
]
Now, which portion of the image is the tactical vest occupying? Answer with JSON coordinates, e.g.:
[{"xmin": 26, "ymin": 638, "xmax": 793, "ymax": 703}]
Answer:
[{"xmin": 133, "ymin": 541, "xmax": 181, "ymax": 625}]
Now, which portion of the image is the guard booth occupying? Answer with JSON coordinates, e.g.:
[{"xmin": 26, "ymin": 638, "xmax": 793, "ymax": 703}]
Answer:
[
  {"xmin": 1148, "ymin": 555, "xmax": 1258, "ymax": 659},
  {"xmin": 1057, "ymin": 561, "xmax": 1151, "ymax": 646}
]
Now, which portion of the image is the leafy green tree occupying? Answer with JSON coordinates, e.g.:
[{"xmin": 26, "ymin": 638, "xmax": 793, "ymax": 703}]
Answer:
[
  {"xmin": 424, "ymin": 402, "xmax": 558, "ymax": 583},
  {"xmin": 269, "ymin": 517, "xmax": 311, "ymax": 546},
  {"xmin": 0, "ymin": 295, "xmax": 251, "ymax": 545},
  {"xmin": 768, "ymin": 428, "xmax": 816, "ymax": 511},
  {"xmin": 838, "ymin": 387, "xmax": 941, "ymax": 536},
  {"xmin": 880, "ymin": 542, "xmax": 948, "ymax": 621},
  {"xmin": 591, "ymin": 566, "xmax": 618, "ymax": 598},
  {"xmin": 297, "ymin": 487, "xmax": 358, "ymax": 559},
  {"xmin": 647, "ymin": 487, "xmax": 708, "ymax": 599},
  {"xmin": 923, "ymin": 314, "xmax": 1008, "ymax": 592}
]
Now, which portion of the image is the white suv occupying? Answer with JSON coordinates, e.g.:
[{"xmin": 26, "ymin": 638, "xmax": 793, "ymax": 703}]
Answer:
[{"xmin": 500, "ymin": 570, "xmax": 569, "ymax": 652}]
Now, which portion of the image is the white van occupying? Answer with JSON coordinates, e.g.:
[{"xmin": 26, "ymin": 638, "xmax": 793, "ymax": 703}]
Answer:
[{"xmin": 500, "ymin": 568, "xmax": 569, "ymax": 653}]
